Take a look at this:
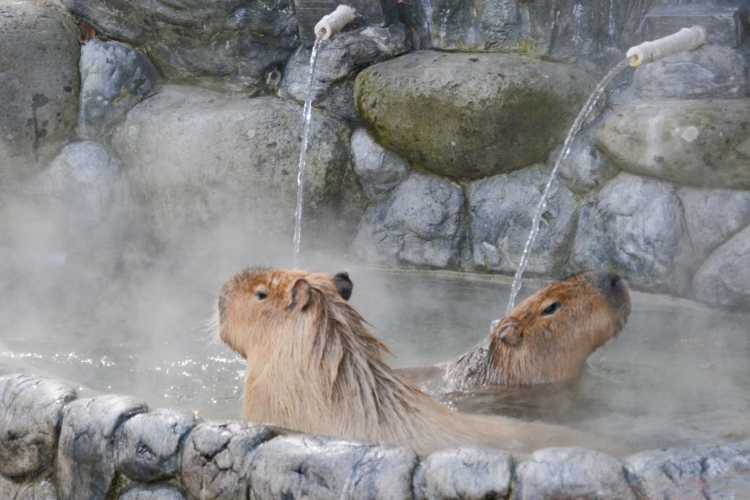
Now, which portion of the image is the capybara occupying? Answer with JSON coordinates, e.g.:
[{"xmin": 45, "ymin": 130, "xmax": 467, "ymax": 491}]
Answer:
[
  {"xmin": 217, "ymin": 268, "xmax": 622, "ymax": 456},
  {"xmin": 400, "ymin": 271, "xmax": 631, "ymax": 391}
]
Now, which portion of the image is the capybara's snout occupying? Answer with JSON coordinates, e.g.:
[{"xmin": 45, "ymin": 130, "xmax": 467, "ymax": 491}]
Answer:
[{"xmin": 586, "ymin": 271, "xmax": 631, "ymax": 323}]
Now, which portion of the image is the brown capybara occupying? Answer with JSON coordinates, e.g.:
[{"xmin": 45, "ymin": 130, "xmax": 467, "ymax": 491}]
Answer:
[
  {"xmin": 217, "ymin": 268, "xmax": 622, "ymax": 456},
  {"xmin": 400, "ymin": 271, "xmax": 631, "ymax": 391}
]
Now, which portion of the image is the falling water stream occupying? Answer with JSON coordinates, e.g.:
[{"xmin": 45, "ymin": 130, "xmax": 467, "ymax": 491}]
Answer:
[
  {"xmin": 505, "ymin": 58, "xmax": 631, "ymax": 315},
  {"xmin": 293, "ymin": 37, "xmax": 323, "ymax": 267}
]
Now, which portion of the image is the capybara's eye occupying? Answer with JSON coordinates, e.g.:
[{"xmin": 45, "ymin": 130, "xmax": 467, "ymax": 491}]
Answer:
[
  {"xmin": 541, "ymin": 301, "xmax": 561, "ymax": 316},
  {"xmin": 254, "ymin": 291, "xmax": 268, "ymax": 300}
]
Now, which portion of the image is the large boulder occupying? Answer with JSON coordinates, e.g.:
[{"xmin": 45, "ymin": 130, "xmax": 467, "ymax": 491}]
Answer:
[
  {"xmin": 61, "ymin": 0, "xmax": 298, "ymax": 95},
  {"xmin": 355, "ymin": 51, "xmax": 598, "ymax": 180},
  {"xmin": 0, "ymin": 0, "xmax": 80, "ymax": 182},
  {"xmin": 596, "ymin": 99, "xmax": 750, "ymax": 190},
  {"xmin": 110, "ymin": 86, "xmax": 356, "ymax": 249},
  {"xmin": 693, "ymin": 224, "xmax": 750, "ymax": 310}
]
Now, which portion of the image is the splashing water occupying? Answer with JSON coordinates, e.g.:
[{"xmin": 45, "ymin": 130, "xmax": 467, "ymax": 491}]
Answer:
[
  {"xmin": 505, "ymin": 58, "xmax": 631, "ymax": 315},
  {"xmin": 293, "ymin": 37, "xmax": 323, "ymax": 267}
]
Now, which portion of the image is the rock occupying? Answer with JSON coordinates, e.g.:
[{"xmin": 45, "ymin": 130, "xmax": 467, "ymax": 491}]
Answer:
[
  {"xmin": 110, "ymin": 86, "xmax": 356, "ymax": 249},
  {"xmin": 0, "ymin": 0, "xmax": 79, "ymax": 182},
  {"xmin": 554, "ymin": 118, "xmax": 619, "ymax": 195},
  {"xmin": 355, "ymin": 51, "xmax": 598, "ymax": 180},
  {"xmin": 595, "ymin": 99, "xmax": 750, "ymax": 190},
  {"xmin": 61, "ymin": 0, "xmax": 298, "ymax": 95},
  {"xmin": 569, "ymin": 173, "xmax": 689, "ymax": 294},
  {"xmin": 57, "ymin": 395, "xmax": 148, "ymax": 500},
  {"xmin": 644, "ymin": 4, "xmax": 748, "ymax": 48},
  {"xmin": 633, "ymin": 45, "xmax": 747, "ymax": 100},
  {"xmin": 180, "ymin": 422, "xmax": 280, "ymax": 500},
  {"xmin": 514, "ymin": 447, "xmax": 635, "ymax": 500},
  {"xmin": 279, "ymin": 25, "xmax": 411, "ymax": 121},
  {"xmin": 354, "ymin": 172, "xmax": 464, "ymax": 268},
  {"xmin": 116, "ymin": 409, "xmax": 196, "ymax": 482},
  {"xmin": 249, "ymin": 434, "xmax": 417, "ymax": 500},
  {"xmin": 693, "ymin": 224, "xmax": 750, "ymax": 310},
  {"xmin": 78, "ymin": 40, "xmax": 160, "ymax": 140},
  {"xmin": 0, "ymin": 476, "xmax": 57, "ymax": 500},
  {"xmin": 469, "ymin": 164, "xmax": 577, "ymax": 276},
  {"xmin": 0, "ymin": 375, "xmax": 76, "ymax": 477},
  {"xmin": 351, "ymin": 127, "xmax": 410, "ymax": 201},
  {"xmin": 413, "ymin": 446, "xmax": 513, "ymax": 500},
  {"xmin": 624, "ymin": 441, "xmax": 750, "ymax": 500},
  {"xmin": 117, "ymin": 483, "xmax": 187, "ymax": 500}
]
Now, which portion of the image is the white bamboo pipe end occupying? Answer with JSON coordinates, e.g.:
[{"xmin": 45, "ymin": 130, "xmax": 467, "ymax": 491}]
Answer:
[
  {"xmin": 627, "ymin": 26, "xmax": 707, "ymax": 67},
  {"xmin": 314, "ymin": 5, "xmax": 355, "ymax": 40}
]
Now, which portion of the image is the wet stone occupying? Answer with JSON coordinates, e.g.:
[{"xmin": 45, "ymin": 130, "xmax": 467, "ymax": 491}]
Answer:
[
  {"xmin": 117, "ymin": 483, "xmax": 188, "ymax": 500},
  {"xmin": 116, "ymin": 408, "xmax": 196, "ymax": 482},
  {"xmin": 693, "ymin": 224, "xmax": 750, "ymax": 310},
  {"xmin": 249, "ymin": 434, "xmax": 417, "ymax": 500},
  {"xmin": 57, "ymin": 395, "xmax": 148, "ymax": 500},
  {"xmin": 0, "ymin": 375, "xmax": 76, "ymax": 478},
  {"xmin": 413, "ymin": 446, "xmax": 512, "ymax": 500},
  {"xmin": 351, "ymin": 127, "xmax": 410, "ymax": 201},
  {"xmin": 513, "ymin": 447, "xmax": 635, "ymax": 500},
  {"xmin": 180, "ymin": 421, "xmax": 281, "ymax": 500},
  {"xmin": 0, "ymin": 476, "xmax": 57, "ymax": 500},
  {"xmin": 554, "ymin": 118, "xmax": 619, "ymax": 195}
]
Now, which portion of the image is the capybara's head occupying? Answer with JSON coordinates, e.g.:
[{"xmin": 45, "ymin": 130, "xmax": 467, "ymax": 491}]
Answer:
[{"xmin": 486, "ymin": 271, "xmax": 631, "ymax": 385}]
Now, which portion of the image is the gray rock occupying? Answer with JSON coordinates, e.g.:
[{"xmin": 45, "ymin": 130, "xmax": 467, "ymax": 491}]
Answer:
[
  {"xmin": 279, "ymin": 25, "xmax": 411, "ymax": 121},
  {"xmin": 633, "ymin": 45, "xmax": 747, "ymax": 100},
  {"xmin": 62, "ymin": 0, "xmax": 298, "ymax": 95},
  {"xmin": 110, "ymin": 86, "xmax": 356, "ymax": 249},
  {"xmin": 0, "ymin": 0, "xmax": 79, "ymax": 182},
  {"xmin": 249, "ymin": 434, "xmax": 417, "ymax": 500},
  {"xmin": 554, "ymin": 119, "xmax": 619, "ymax": 195},
  {"xmin": 0, "ymin": 476, "xmax": 57, "ymax": 500},
  {"xmin": 57, "ymin": 395, "xmax": 148, "ymax": 500},
  {"xmin": 351, "ymin": 127, "xmax": 410, "ymax": 201},
  {"xmin": 180, "ymin": 422, "xmax": 280, "ymax": 500},
  {"xmin": 596, "ymin": 99, "xmax": 750, "ymax": 190},
  {"xmin": 624, "ymin": 441, "xmax": 750, "ymax": 500},
  {"xmin": 470, "ymin": 164, "xmax": 577, "ymax": 276},
  {"xmin": 694, "ymin": 224, "xmax": 750, "ymax": 310},
  {"xmin": 78, "ymin": 40, "xmax": 160, "ymax": 140},
  {"xmin": 644, "ymin": 4, "xmax": 748, "ymax": 48},
  {"xmin": 117, "ymin": 483, "xmax": 187, "ymax": 500},
  {"xmin": 569, "ymin": 173, "xmax": 689, "ymax": 294},
  {"xmin": 116, "ymin": 409, "xmax": 196, "ymax": 482},
  {"xmin": 355, "ymin": 51, "xmax": 598, "ymax": 180},
  {"xmin": 0, "ymin": 375, "xmax": 76, "ymax": 477},
  {"xmin": 514, "ymin": 447, "xmax": 635, "ymax": 500},
  {"xmin": 354, "ymin": 172, "xmax": 464, "ymax": 268},
  {"xmin": 413, "ymin": 446, "xmax": 513, "ymax": 500}
]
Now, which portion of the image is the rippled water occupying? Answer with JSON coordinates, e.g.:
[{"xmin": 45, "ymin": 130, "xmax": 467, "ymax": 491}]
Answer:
[{"xmin": 2, "ymin": 270, "xmax": 749, "ymax": 452}]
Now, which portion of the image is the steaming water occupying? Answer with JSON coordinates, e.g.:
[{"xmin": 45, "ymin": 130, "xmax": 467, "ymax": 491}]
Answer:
[
  {"xmin": 293, "ymin": 38, "xmax": 323, "ymax": 267},
  {"xmin": 506, "ymin": 58, "xmax": 631, "ymax": 315},
  {"xmin": 2, "ymin": 269, "xmax": 749, "ymax": 454}
]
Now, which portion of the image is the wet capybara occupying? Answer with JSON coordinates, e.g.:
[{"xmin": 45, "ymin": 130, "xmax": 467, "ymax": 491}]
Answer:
[
  {"xmin": 400, "ymin": 271, "xmax": 631, "ymax": 390},
  {"xmin": 217, "ymin": 268, "xmax": 622, "ymax": 456}
]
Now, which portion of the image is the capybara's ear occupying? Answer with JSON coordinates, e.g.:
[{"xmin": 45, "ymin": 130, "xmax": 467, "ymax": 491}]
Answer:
[
  {"xmin": 290, "ymin": 278, "xmax": 311, "ymax": 310},
  {"xmin": 333, "ymin": 272, "xmax": 353, "ymax": 300},
  {"xmin": 495, "ymin": 322, "xmax": 522, "ymax": 347}
]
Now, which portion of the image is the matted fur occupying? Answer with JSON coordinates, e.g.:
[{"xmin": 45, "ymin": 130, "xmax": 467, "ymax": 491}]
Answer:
[{"xmin": 218, "ymin": 268, "xmax": 620, "ymax": 456}]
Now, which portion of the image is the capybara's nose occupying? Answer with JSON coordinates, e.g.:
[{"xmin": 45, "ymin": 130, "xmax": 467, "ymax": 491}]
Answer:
[{"xmin": 589, "ymin": 271, "xmax": 631, "ymax": 316}]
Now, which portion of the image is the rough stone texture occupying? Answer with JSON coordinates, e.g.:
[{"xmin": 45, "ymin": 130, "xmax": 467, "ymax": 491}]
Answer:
[
  {"xmin": 117, "ymin": 483, "xmax": 187, "ymax": 500},
  {"xmin": 596, "ymin": 99, "xmax": 750, "ymax": 190},
  {"xmin": 61, "ymin": 0, "xmax": 298, "ymax": 95},
  {"xmin": 279, "ymin": 25, "xmax": 411, "ymax": 121},
  {"xmin": 180, "ymin": 422, "xmax": 281, "ymax": 500},
  {"xmin": 624, "ymin": 441, "xmax": 750, "ymax": 500},
  {"xmin": 57, "ymin": 395, "xmax": 148, "ymax": 500},
  {"xmin": 470, "ymin": 164, "xmax": 577, "ymax": 276},
  {"xmin": 0, "ymin": 476, "xmax": 57, "ymax": 500},
  {"xmin": 514, "ymin": 447, "xmax": 635, "ymax": 500},
  {"xmin": 633, "ymin": 45, "xmax": 748, "ymax": 100},
  {"xmin": 355, "ymin": 51, "xmax": 598, "ymax": 180},
  {"xmin": 249, "ymin": 434, "xmax": 417, "ymax": 500},
  {"xmin": 644, "ymin": 4, "xmax": 748, "ymax": 48},
  {"xmin": 0, "ymin": 375, "xmax": 75, "ymax": 478},
  {"xmin": 0, "ymin": 0, "xmax": 80, "ymax": 182},
  {"xmin": 110, "ymin": 86, "xmax": 356, "ymax": 247},
  {"xmin": 78, "ymin": 40, "xmax": 160, "ymax": 140},
  {"xmin": 116, "ymin": 408, "xmax": 196, "ymax": 482},
  {"xmin": 354, "ymin": 172, "xmax": 464, "ymax": 268},
  {"xmin": 569, "ymin": 173, "xmax": 689, "ymax": 294},
  {"xmin": 351, "ymin": 127, "xmax": 410, "ymax": 201},
  {"xmin": 693, "ymin": 224, "xmax": 750, "ymax": 310},
  {"xmin": 554, "ymin": 118, "xmax": 620, "ymax": 196},
  {"xmin": 413, "ymin": 446, "xmax": 513, "ymax": 500}
]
